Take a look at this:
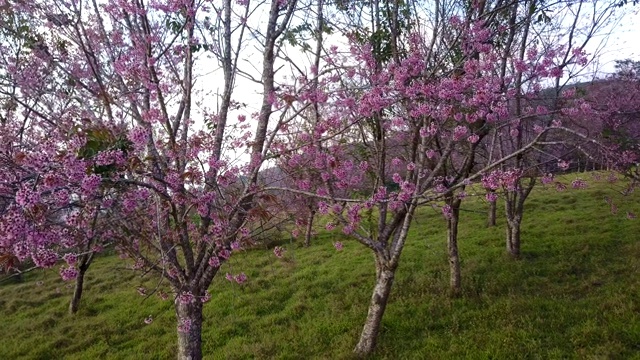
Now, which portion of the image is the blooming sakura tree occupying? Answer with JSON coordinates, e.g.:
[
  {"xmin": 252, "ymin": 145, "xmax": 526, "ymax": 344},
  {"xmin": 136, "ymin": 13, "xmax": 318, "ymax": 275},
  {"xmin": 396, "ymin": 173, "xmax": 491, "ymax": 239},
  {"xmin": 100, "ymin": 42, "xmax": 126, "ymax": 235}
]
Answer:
[
  {"xmin": 0, "ymin": 0, "xmax": 301, "ymax": 358},
  {"xmin": 0, "ymin": 0, "xmax": 635, "ymax": 359},
  {"xmin": 583, "ymin": 75, "xmax": 640, "ymax": 181},
  {"xmin": 274, "ymin": 148, "xmax": 322, "ymax": 246},
  {"xmin": 277, "ymin": 0, "xmax": 625, "ymax": 354},
  {"xmin": 0, "ymin": 6, "xmax": 126, "ymax": 312},
  {"xmin": 484, "ymin": 0, "xmax": 623, "ymax": 258},
  {"xmin": 547, "ymin": 74, "xmax": 640, "ymax": 216}
]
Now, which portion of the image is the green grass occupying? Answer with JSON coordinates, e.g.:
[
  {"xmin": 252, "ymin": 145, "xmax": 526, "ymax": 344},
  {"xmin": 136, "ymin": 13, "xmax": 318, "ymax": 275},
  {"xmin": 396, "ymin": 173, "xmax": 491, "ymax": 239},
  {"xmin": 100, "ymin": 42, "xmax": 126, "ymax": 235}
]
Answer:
[{"xmin": 1, "ymin": 173, "xmax": 639, "ymax": 359}]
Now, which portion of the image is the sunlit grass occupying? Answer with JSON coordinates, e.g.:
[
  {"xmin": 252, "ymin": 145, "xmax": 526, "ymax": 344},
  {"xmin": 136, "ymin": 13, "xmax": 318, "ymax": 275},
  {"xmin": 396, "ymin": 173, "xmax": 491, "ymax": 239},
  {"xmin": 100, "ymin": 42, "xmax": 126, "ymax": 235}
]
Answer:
[{"xmin": 1, "ymin": 172, "xmax": 638, "ymax": 359}]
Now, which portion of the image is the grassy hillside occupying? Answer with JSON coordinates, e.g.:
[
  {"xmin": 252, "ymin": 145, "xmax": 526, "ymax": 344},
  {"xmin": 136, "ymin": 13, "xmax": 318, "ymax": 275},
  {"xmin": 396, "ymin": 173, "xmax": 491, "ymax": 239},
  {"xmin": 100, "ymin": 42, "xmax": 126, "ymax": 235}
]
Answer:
[{"xmin": 1, "ymin": 173, "xmax": 639, "ymax": 359}]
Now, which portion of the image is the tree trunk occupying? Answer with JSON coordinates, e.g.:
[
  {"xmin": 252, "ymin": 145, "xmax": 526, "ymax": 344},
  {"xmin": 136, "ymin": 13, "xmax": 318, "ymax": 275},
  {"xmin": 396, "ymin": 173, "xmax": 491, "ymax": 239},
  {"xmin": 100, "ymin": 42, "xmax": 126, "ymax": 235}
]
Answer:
[
  {"xmin": 487, "ymin": 200, "xmax": 496, "ymax": 227},
  {"xmin": 353, "ymin": 261, "xmax": 395, "ymax": 356},
  {"xmin": 506, "ymin": 219, "xmax": 521, "ymax": 258},
  {"xmin": 303, "ymin": 210, "xmax": 315, "ymax": 247},
  {"xmin": 447, "ymin": 198, "xmax": 462, "ymax": 297},
  {"xmin": 175, "ymin": 299, "xmax": 204, "ymax": 360},
  {"xmin": 69, "ymin": 266, "xmax": 87, "ymax": 314},
  {"xmin": 504, "ymin": 179, "xmax": 533, "ymax": 259}
]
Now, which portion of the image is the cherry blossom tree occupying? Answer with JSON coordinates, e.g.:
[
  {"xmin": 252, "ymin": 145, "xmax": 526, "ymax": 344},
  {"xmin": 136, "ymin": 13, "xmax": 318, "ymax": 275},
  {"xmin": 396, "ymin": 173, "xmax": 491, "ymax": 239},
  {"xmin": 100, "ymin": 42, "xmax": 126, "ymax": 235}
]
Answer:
[
  {"xmin": 0, "ymin": 4, "xmax": 125, "ymax": 312},
  {"xmin": 0, "ymin": 0, "xmax": 301, "ymax": 358},
  {"xmin": 0, "ymin": 0, "xmax": 635, "ymax": 359},
  {"xmin": 486, "ymin": 0, "xmax": 624, "ymax": 258},
  {"xmin": 553, "ymin": 73, "xmax": 640, "ymax": 190},
  {"xmin": 282, "ymin": 0, "xmax": 626, "ymax": 354}
]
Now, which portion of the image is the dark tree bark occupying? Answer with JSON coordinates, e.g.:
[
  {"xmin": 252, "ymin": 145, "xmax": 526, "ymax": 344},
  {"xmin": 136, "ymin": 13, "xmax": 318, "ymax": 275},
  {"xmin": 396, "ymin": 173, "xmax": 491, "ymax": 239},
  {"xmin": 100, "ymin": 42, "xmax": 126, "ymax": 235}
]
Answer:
[
  {"xmin": 447, "ymin": 197, "xmax": 462, "ymax": 296},
  {"xmin": 504, "ymin": 178, "xmax": 534, "ymax": 258},
  {"xmin": 69, "ymin": 253, "xmax": 93, "ymax": 314},
  {"xmin": 506, "ymin": 218, "xmax": 521, "ymax": 257},
  {"xmin": 353, "ymin": 254, "xmax": 395, "ymax": 356},
  {"xmin": 303, "ymin": 209, "xmax": 315, "ymax": 247},
  {"xmin": 487, "ymin": 197, "xmax": 497, "ymax": 227},
  {"xmin": 69, "ymin": 267, "xmax": 86, "ymax": 314},
  {"xmin": 175, "ymin": 298, "xmax": 204, "ymax": 360}
]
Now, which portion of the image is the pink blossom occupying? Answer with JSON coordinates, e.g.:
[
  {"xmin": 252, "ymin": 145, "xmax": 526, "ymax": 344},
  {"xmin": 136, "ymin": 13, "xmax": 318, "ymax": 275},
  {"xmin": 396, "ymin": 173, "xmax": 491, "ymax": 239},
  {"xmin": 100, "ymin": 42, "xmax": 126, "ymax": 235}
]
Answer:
[
  {"xmin": 177, "ymin": 318, "xmax": 192, "ymax": 333},
  {"xmin": 15, "ymin": 186, "xmax": 40, "ymax": 209},
  {"xmin": 441, "ymin": 204, "xmax": 453, "ymax": 219},
  {"xmin": 549, "ymin": 67, "xmax": 563, "ymax": 78},
  {"xmin": 179, "ymin": 291, "xmax": 195, "ymax": 304},
  {"xmin": 273, "ymin": 246, "xmax": 285, "ymax": 258},
  {"xmin": 557, "ymin": 160, "xmax": 570, "ymax": 171},
  {"xmin": 333, "ymin": 241, "xmax": 343, "ymax": 251},
  {"xmin": 132, "ymin": 259, "xmax": 145, "ymax": 270},
  {"xmin": 63, "ymin": 253, "xmax": 78, "ymax": 266},
  {"xmin": 571, "ymin": 178, "xmax": 587, "ymax": 189},
  {"xmin": 318, "ymin": 201, "xmax": 329, "ymax": 214},
  {"xmin": 60, "ymin": 266, "xmax": 79, "ymax": 281},
  {"xmin": 144, "ymin": 315, "xmax": 153, "ymax": 325},
  {"xmin": 128, "ymin": 126, "xmax": 149, "ymax": 148},
  {"xmin": 482, "ymin": 171, "xmax": 501, "ymax": 190},
  {"xmin": 208, "ymin": 256, "xmax": 220, "ymax": 268},
  {"xmin": 541, "ymin": 173, "xmax": 554, "ymax": 185},
  {"xmin": 453, "ymin": 126, "xmax": 468, "ymax": 141},
  {"xmin": 579, "ymin": 102, "xmax": 591, "ymax": 113},
  {"xmin": 234, "ymin": 272, "xmax": 247, "ymax": 284},
  {"xmin": 32, "ymin": 249, "xmax": 57, "ymax": 268},
  {"xmin": 218, "ymin": 249, "xmax": 231, "ymax": 260}
]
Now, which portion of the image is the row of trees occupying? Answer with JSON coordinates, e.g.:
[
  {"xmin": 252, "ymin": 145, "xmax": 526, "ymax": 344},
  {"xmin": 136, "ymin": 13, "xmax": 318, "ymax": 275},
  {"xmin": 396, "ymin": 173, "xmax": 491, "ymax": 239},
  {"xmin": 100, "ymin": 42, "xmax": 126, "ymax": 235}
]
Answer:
[{"xmin": 0, "ymin": 0, "xmax": 637, "ymax": 358}]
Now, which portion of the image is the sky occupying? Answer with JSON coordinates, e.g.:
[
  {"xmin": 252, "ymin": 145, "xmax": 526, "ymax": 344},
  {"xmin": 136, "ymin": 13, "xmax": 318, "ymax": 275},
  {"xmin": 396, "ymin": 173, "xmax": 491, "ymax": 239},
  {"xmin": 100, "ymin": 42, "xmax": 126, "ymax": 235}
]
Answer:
[
  {"xmin": 584, "ymin": 5, "xmax": 640, "ymax": 77},
  {"xmin": 191, "ymin": 2, "xmax": 640, "ymax": 164}
]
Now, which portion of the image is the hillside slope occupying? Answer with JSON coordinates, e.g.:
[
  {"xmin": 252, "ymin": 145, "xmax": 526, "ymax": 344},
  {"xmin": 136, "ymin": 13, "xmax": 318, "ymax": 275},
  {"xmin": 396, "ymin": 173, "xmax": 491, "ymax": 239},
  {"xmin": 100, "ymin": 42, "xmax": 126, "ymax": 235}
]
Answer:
[{"xmin": 1, "ymin": 173, "xmax": 638, "ymax": 359}]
